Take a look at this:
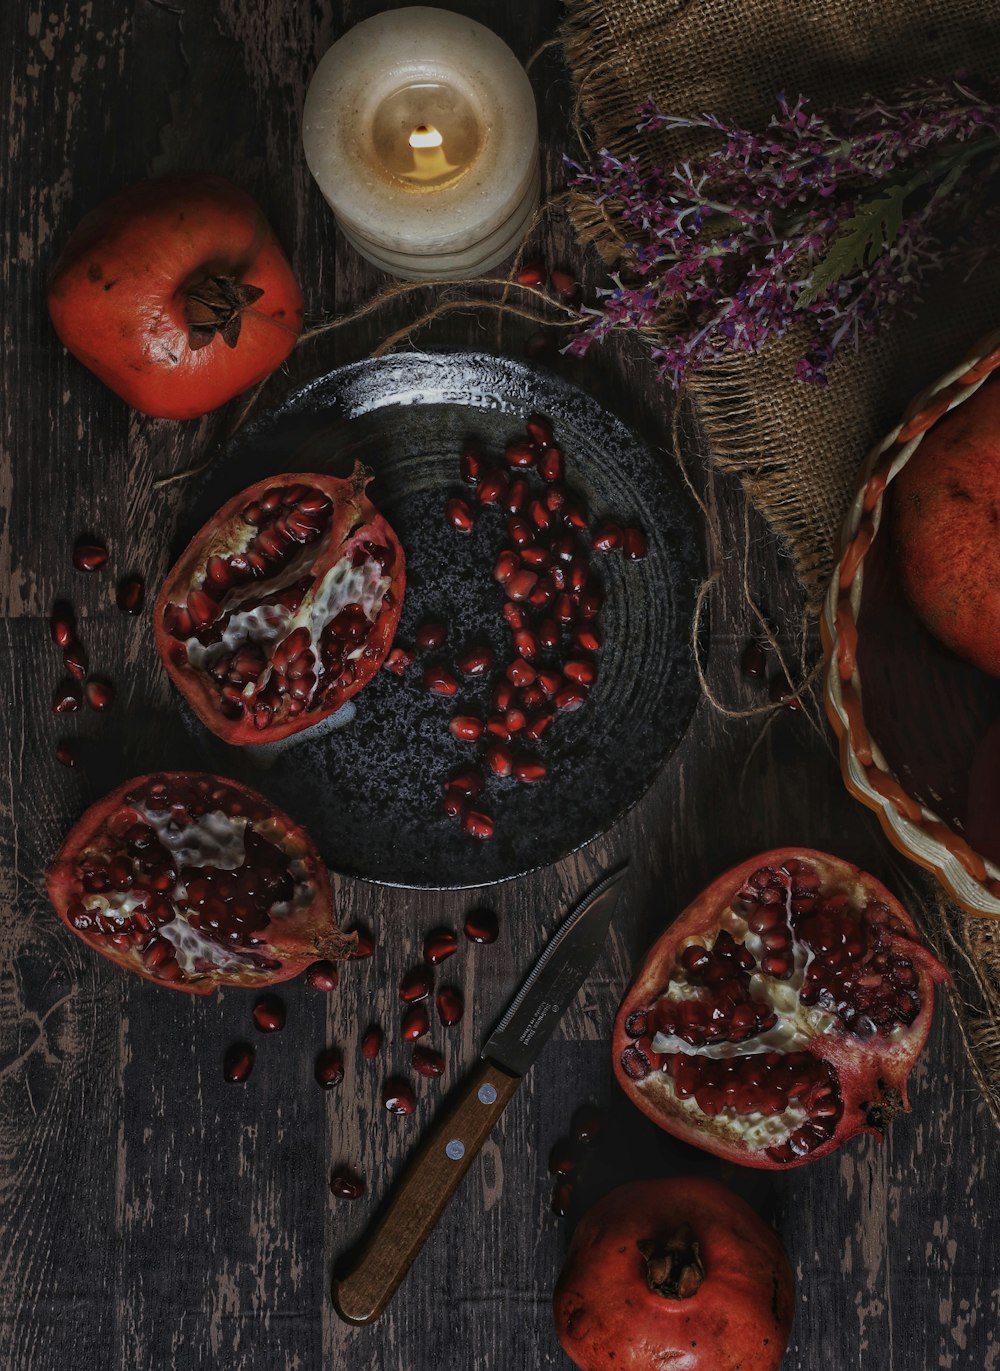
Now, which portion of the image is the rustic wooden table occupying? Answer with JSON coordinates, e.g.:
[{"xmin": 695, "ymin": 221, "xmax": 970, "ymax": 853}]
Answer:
[{"xmin": 3, "ymin": 2, "xmax": 998, "ymax": 1368}]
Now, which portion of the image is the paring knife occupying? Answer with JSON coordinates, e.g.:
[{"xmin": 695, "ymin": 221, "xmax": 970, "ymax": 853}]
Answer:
[{"xmin": 332, "ymin": 863, "xmax": 628, "ymax": 1325}]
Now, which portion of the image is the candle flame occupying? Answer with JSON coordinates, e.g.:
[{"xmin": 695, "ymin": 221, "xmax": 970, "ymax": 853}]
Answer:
[
  {"xmin": 403, "ymin": 123, "xmax": 459, "ymax": 183},
  {"xmin": 409, "ymin": 124, "xmax": 443, "ymax": 150}
]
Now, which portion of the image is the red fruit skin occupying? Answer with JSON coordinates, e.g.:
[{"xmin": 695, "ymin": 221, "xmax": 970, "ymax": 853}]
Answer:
[
  {"xmin": 46, "ymin": 772, "xmax": 353, "ymax": 994},
  {"xmin": 153, "ymin": 464, "xmax": 404, "ymax": 744},
  {"xmin": 553, "ymin": 1178, "xmax": 794, "ymax": 1371},
  {"xmin": 613, "ymin": 847, "xmax": 948, "ymax": 1169},
  {"xmin": 892, "ymin": 378, "xmax": 1000, "ymax": 676},
  {"xmin": 48, "ymin": 173, "xmax": 303, "ymax": 420}
]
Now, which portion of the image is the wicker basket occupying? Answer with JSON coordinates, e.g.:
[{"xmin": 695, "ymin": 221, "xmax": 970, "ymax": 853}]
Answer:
[{"xmin": 822, "ymin": 329, "xmax": 1000, "ymax": 920}]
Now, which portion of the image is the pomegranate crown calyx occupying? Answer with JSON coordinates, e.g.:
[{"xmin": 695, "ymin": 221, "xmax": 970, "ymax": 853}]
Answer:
[{"xmin": 637, "ymin": 1225, "xmax": 705, "ymax": 1300}]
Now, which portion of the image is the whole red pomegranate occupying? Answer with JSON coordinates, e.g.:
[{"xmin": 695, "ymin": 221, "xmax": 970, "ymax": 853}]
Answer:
[
  {"xmin": 48, "ymin": 173, "xmax": 303, "ymax": 419},
  {"xmin": 553, "ymin": 1177, "xmax": 794, "ymax": 1371},
  {"xmin": 892, "ymin": 376, "xmax": 1000, "ymax": 676},
  {"xmin": 154, "ymin": 465, "xmax": 404, "ymax": 743},
  {"xmin": 47, "ymin": 772, "xmax": 354, "ymax": 993},
  {"xmin": 614, "ymin": 849, "xmax": 948, "ymax": 1168}
]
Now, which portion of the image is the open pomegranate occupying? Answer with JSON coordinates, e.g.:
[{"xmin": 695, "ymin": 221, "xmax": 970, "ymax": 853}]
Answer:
[
  {"xmin": 614, "ymin": 848, "xmax": 948, "ymax": 1168},
  {"xmin": 553, "ymin": 1177, "xmax": 794, "ymax": 1371},
  {"xmin": 154, "ymin": 465, "xmax": 404, "ymax": 743},
  {"xmin": 47, "ymin": 772, "xmax": 353, "ymax": 993}
]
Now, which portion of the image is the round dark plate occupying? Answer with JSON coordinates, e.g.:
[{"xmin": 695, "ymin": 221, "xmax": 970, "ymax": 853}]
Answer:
[{"xmin": 175, "ymin": 352, "xmax": 703, "ymax": 888}]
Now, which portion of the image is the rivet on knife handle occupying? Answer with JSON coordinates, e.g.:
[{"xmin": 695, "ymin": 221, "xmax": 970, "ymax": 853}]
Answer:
[{"xmin": 332, "ymin": 1059, "xmax": 521, "ymax": 1325}]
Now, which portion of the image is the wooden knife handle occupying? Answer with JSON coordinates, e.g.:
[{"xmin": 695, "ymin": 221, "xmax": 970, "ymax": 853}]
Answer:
[{"xmin": 332, "ymin": 1058, "xmax": 521, "ymax": 1325}]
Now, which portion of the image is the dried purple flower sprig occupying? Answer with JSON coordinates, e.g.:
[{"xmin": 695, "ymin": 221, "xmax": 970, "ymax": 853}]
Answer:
[{"xmin": 567, "ymin": 79, "xmax": 1000, "ymax": 385}]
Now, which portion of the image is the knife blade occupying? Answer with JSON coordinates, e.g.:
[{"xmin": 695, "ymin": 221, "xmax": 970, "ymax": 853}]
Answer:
[{"xmin": 332, "ymin": 863, "xmax": 628, "ymax": 1325}]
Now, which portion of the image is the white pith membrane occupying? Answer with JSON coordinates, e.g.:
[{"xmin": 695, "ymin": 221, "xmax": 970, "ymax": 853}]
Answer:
[
  {"xmin": 78, "ymin": 802, "xmax": 316, "ymax": 978},
  {"xmin": 182, "ymin": 536, "xmax": 391, "ymax": 715},
  {"xmin": 638, "ymin": 877, "xmax": 908, "ymax": 1152}
]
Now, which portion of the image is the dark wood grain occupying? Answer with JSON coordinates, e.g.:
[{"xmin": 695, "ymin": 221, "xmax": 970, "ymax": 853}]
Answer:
[{"xmin": 2, "ymin": 2, "xmax": 998, "ymax": 1370}]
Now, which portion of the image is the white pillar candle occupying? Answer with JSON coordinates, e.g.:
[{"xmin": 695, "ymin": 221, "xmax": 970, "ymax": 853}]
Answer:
[{"xmin": 302, "ymin": 7, "xmax": 539, "ymax": 281}]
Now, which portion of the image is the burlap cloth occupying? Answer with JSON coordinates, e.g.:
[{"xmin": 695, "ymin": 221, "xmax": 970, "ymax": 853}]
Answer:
[{"xmin": 561, "ymin": 0, "xmax": 1000, "ymax": 1120}]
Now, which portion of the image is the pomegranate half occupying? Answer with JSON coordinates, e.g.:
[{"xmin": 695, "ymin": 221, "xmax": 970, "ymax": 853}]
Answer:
[
  {"xmin": 614, "ymin": 848, "xmax": 948, "ymax": 1168},
  {"xmin": 154, "ymin": 465, "xmax": 404, "ymax": 743},
  {"xmin": 553, "ymin": 1177, "xmax": 794, "ymax": 1371},
  {"xmin": 47, "ymin": 772, "xmax": 354, "ymax": 993}
]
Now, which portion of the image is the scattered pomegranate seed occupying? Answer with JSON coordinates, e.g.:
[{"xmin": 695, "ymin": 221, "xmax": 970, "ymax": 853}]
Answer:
[
  {"xmin": 400, "ymin": 965, "xmax": 434, "ymax": 1002},
  {"xmin": 505, "ymin": 477, "xmax": 529, "ymax": 513},
  {"xmin": 485, "ymin": 741, "xmax": 513, "ymax": 776},
  {"xmin": 305, "ymin": 960, "xmax": 339, "ymax": 991},
  {"xmin": 252, "ymin": 993, "xmax": 286, "ymax": 1033},
  {"xmin": 446, "ymin": 767, "xmax": 485, "ymax": 796},
  {"xmin": 415, "ymin": 619, "xmax": 447, "ymax": 650},
  {"xmin": 464, "ymin": 909, "xmax": 499, "ymax": 944},
  {"xmin": 224, "ymin": 1043, "xmax": 255, "ymax": 1083},
  {"xmin": 513, "ymin": 628, "xmax": 539, "ymax": 661},
  {"xmin": 506, "ymin": 569, "xmax": 538, "ymax": 601},
  {"xmin": 62, "ymin": 641, "xmax": 88, "ymax": 680},
  {"xmin": 574, "ymin": 626, "xmax": 602, "ymax": 653},
  {"xmin": 443, "ymin": 787, "xmax": 467, "ymax": 819},
  {"xmin": 52, "ymin": 679, "xmax": 82, "ymax": 714},
  {"xmin": 539, "ymin": 448, "xmax": 564, "ymax": 483},
  {"xmin": 315, "ymin": 1047, "xmax": 345, "ymax": 1088},
  {"xmin": 769, "ymin": 675, "xmax": 802, "ymax": 710},
  {"xmin": 476, "ymin": 473, "xmax": 507, "ymax": 506},
  {"xmin": 592, "ymin": 522, "xmax": 623, "ymax": 553},
  {"xmin": 361, "ymin": 1026, "xmax": 384, "ymax": 1060},
  {"xmin": 385, "ymin": 646, "xmax": 415, "ymax": 676},
  {"xmin": 571, "ymin": 1102, "xmax": 604, "ymax": 1145},
  {"xmin": 457, "ymin": 645, "xmax": 495, "ymax": 676},
  {"xmin": 424, "ymin": 927, "xmax": 459, "ymax": 965},
  {"xmin": 524, "ymin": 711, "xmax": 555, "ymax": 741},
  {"xmin": 505, "ymin": 440, "xmax": 536, "ymax": 469},
  {"xmin": 493, "ymin": 677, "xmax": 516, "ymax": 708},
  {"xmin": 622, "ymin": 527, "xmax": 649, "ymax": 560},
  {"xmin": 423, "ymin": 663, "xmax": 458, "ymax": 695},
  {"xmin": 84, "ymin": 678, "xmax": 115, "ymax": 712},
  {"xmin": 463, "ymin": 809, "xmax": 494, "ymax": 839},
  {"xmin": 49, "ymin": 602, "xmax": 75, "ymax": 647},
  {"xmin": 563, "ymin": 658, "xmax": 597, "ymax": 686},
  {"xmin": 450, "ymin": 714, "xmax": 484, "ymax": 742},
  {"xmin": 513, "ymin": 756, "xmax": 546, "ymax": 784},
  {"xmin": 402, "ymin": 1003, "xmax": 430, "ymax": 1041},
  {"xmin": 55, "ymin": 739, "xmax": 77, "ymax": 768},
  {"xmin": 446, "ymin": 497, "xmax": 474, "ymax": 532},
  {"xmin": 555, "ymin": 686, "xmax": 587, "ymax": 711},
  {"xmin": 494, "ymin": 550, "xmax": 519, "ymax": 584},
  {"xmin": 505, "ymin": 658, "xmax": 536, "ymax": 687},
  {"xmin": 436, "ymin": 987, "xmax": 464, "ymax": 1027},
  {"xmin": 412, "ymin": 1045, "xmax": 446, "ymax": 1078},
  {"xmin": 550, "ymin": 270, "xmax": 581, "ymax": 304},
  {"xmin": 116, "ymin": 574, "xmax": 145, "ymax": 614},
  {"xmin": 383, "ymin": 1078, "xmax": 417, "ymax": 1115},
  {"xmin": 516, "ymin": 262, "xmax": 547, "ymax": 288},
  {"xmin": 73, "ymin": 537, "xmax": 108, "ymax": 572},
  {"xmin": 551, "ymin": 1179, "xmax": 575, "ymax": 1217},
  {"xmin": 505, "ymin": 707, "xmax": 527, "ymax": 732},
  {"xmin": 526, "ymin": 413, "xmax": 554, "ymax": 448},
  {"xmin": 507, "ymin": 517, "xmax": 534, "ymax": 549},
  {"xmin": 347, "ymin": 925, "xmax": 374, "ymax": 958},
  {"xmin": 741, "ymin": 639, "xmax": 768, "ymax": 678},
  {"xmin": 548, "ymin": 1138, "xmax": 578, "ymax": 1176},
  {"xmin": 330, "ymin": 1166, "xmax": 365, "ymax": 1199}
]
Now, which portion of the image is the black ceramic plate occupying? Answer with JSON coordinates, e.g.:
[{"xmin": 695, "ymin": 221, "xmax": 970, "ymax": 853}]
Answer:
[{"xmin": 174, "ymin": 352, "xmax": 702, "ymax": 888}]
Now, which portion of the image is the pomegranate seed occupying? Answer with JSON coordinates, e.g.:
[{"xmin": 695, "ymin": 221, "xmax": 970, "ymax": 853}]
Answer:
[
  {"xmin": 460, "ymin": 448, "xmax": 482, "ymax": 483},
  {"xmin": 516, "ymin": 262, "xmax": 547, "ymax": 288},
  {"xmin": 563, "ymin": 658, "xmax": 597, "ymax": 686},
  {"xmin": 578, "ymin": 587, "xmax": 603, "ymax": 618},
  {"xmin": 187, "ymin": 589, "xmax": 219, "ymax": 628},
  {"xmin": 563, "ymin": 499, "xmax": 589, "ymax": 531},
  {"xmin": 477, "ymin": 473, "xmax": 507, "ymax": 506},
  {"xmin": 591, "ymin": 522, "xmax": 623, "ymax": 552},
  {"xmin": 84, "ymin": 678, "xmax": 115, "ymax": 712},
  {"xmin": 769, "ymin": 676, "xmax": 801, "ymax": 710},
  {"xmin": 115, "ymin": 574, "xmax": 145, "ymax": 614},
  {"xmin": 252, "ymin": 993, "xmax": 286, "ymax": 1033},
  {"xmin": 330, "ymin": 1167, "xmax": 365, "ymax": 1199},
  {"xmin": 544, "ymin": 486, "xmax": 566, "ymax": 514},
  {"xmin": 305, "ymin": 960, "xmax": 339, "ymax": 992},
  {"xmin": 63, "ymin": 641, "xmax": 88, "ymax": 680},
  {"xmin": 424, "ymin": 927, "xmax": 459, "ymax": 965},
  {"xmin": 622, "ymin": 526, "xmax": 648, "ymax": 560},
  {"xmin": 529, "ymin": 583, "xmax": 554, "ymax": 609},
  {"xmin": 347, "ymin": 925, "xmax": 374, "ymax": 958},
  {"xmin": 551, "ymin": 1179, "xmax": 574, "ymax": 1217},
  {"xmin": 741, "ymin": 639, "xmax": 768, "ymax": 678},
  {"xmin": 555, "ymin": 686, "xmax": 587, "ymax": 711},
  {"xmin": 571, "ymin": 1103, "xmax": 604, "ymax": 1145},
  {"xmin": 505, "ymin": 658, "xmax": 536, "ymax": 687},
  {"xmin": 464, "ymin": 909, "xmax": 499, "ymax": 944},
  {"xmin": 442, "ymin": 787, "xmax": 467, "ymax": 820},
  {"xmin": 463, "ymin": 809, "xmax": 494, "ymax": 839},
  {"xmin": 383, "ymin": 1078, "xmax": 417, "ymax": 1115},
  {"xmin": 492, "ymin": 678, "xmax": 515, "ymax": 709},
  {"xmin": 402, "ymin": 1003, "xmax": 430, "ymax": 1041},
  {"xmin": 446, "ymin": 497, "xmax": 474, "ymax": 532},
  {"xmin": 505, "ymin": 478, "xmax": 529, "ymax": 513},
  {"xmin": 504, "ymin": 440, "xmax": 536, "ymax": 469},
  {"xmin": 457, "ymin": 645, "xmax": 495, "ymax": 676},
  {"xmin": 524, "ymin": 711, "xmax": 555, "ymax": 741},
  {"xmin": 361, "ymin": 1026, "xmax": 384, "ymax": 1059},
  {"xmin": 315, "ymin": 1047, "xmax": 345, "ymax": 1088},
  {"xmin": 73, "ymin": 538, "xmax": 108, "ymax": 572},
  {"xmin": 412, "ymin": 1045, "xmax": 446, "ymax": 1078},
  {"xmin": 400, "ymin": 965, "xmax": 434, "ymax": 1002},
  {"xmin": 548, "ymin": 1138, "xmax": 577, "ymax": 1175},
  {"xmin": 506, "ymin": 570, "xmax": 538, "ymax": 601},
  {"xmin": 485, "ymin": 715, "xmax": 511, "ymax": 741},
  {"xmin": 446, "ymin": 767, "xmax": 485, "ymax": 796},
  {"xmin": 224, "ymin": 1043, "xmax": 255, "ymax": 1083},
  {"xmin": 507, "ymin": 517, "xmax": 535, "ymax": 549},
  {"xmin": 568, "ymin": 558, "xmax": 589, "ymax": 593},
  {"xmin": 551, "ymin": 270, "xmax": 581, "ymax": 304},
  {"xmin": 52, "ymin": 679, "xmax": 82, "ymax": 714},
  {"xmin": 526, "ymin": 413, "xmax": 554, "ymax": 448},
  {"xmin": 505, "ymin": 707, "xmax": 527, "ymax": 733},
  {"xmin": 450, "ymin": 714, "xmax": 484, "ymax": 742},
  {"xmin": 574, "ymin": 625, "xmax": 602, "ymax": 653},
  {"xmin": 539, "ymin": 448, "xmax": 564, "ymax": 483},
  {"xmin": 485, "ymin": 741, "xmax": 513, "ymax": 776},
  {"xmin": 555, "ymin": 592, "xmax": 574, "ymax": 624},
  {"xmin": 528, "ymin": 498, "xmax": 551, "ymax": 531},
  {"xmin": 494, "ymin": 550, "xmax": 519, "ymax": 583},
  {"xmin": 538, "ymin": 619, "xmax": 560, "ymax": 650},
  {"xmin": 49, "ymin": 603, "xmax": 75, "ymax": 647},
  {"xmin": 520, "ymin": 545, "xmax": 551, "ymax": 570},
  {"xmin": 436, "ymin": 987, "xmax": 464, "ymax": 1026},
  {"xmin": 55, "ymin": 739, "xmax": 77, "ymax": 768},
  {"xmin": 415, "ymin": 620, "xmax": 447, "ymax": 650},
  {"xmin": 513, "ymin": 629, "xmax": 539, "ymax": 661},
  {"xmin": 385, "ymin": 646, "xmax": 415, "ymax": 675},
  {"xmin": 513, "ymin": 756, "xmax": 546, "ymax": 783},
  {"xmin": 423, "ymin": 664, "xmax": 458, "ymax": 695}
]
